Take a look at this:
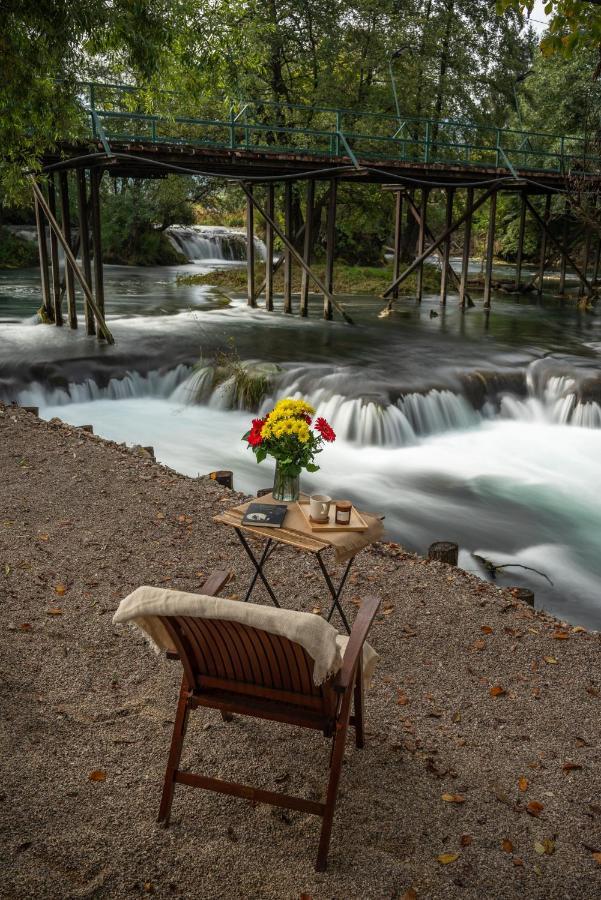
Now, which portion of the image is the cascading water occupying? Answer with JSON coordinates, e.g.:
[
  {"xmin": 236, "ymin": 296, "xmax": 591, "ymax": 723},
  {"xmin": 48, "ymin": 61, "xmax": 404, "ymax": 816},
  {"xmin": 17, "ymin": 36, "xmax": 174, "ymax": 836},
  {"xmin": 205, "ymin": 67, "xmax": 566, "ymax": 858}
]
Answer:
[{"xmin": 165, "ymin": 225, "xmax": 267, "ymax": 262}]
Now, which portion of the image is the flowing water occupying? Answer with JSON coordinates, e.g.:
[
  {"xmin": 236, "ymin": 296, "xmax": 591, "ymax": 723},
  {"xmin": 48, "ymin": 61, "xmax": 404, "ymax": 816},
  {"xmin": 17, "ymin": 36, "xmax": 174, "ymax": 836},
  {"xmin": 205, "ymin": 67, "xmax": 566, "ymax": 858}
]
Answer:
[{"xmin": 1, "ymin": 226, "xmax": 600, "ymax": 627}]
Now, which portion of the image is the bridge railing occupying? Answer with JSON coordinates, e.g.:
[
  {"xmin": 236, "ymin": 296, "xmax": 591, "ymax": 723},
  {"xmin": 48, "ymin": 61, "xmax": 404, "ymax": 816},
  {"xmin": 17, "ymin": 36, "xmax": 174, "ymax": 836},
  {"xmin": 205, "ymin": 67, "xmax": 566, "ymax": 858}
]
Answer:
[{"xmin": 77, "ymin": 82, "xmax": 601, "ymax": 176}]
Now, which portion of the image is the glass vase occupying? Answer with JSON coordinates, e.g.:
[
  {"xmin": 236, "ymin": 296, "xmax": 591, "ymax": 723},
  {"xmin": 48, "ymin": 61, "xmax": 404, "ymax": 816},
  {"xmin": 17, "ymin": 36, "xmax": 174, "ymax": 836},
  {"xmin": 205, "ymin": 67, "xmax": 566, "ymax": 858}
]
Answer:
[{"xmin": 272, "ymin": 460, "xmax": 300, "ymax": 502}]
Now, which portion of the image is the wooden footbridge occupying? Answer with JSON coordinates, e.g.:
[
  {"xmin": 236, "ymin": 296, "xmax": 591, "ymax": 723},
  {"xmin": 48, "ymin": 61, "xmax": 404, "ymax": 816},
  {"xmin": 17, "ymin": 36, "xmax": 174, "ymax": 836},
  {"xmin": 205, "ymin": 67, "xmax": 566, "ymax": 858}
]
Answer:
[{"xmin": 34, "ymin": 82, "xmax": 601, "ymax": 339}]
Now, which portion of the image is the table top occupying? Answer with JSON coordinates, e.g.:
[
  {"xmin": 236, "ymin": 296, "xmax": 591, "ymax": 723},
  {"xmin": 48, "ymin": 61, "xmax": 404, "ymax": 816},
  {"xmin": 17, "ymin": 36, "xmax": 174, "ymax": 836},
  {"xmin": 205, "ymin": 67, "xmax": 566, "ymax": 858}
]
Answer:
[{"xmin": 214, "ymin": 493, "xmax": 384, "ymax": 561}]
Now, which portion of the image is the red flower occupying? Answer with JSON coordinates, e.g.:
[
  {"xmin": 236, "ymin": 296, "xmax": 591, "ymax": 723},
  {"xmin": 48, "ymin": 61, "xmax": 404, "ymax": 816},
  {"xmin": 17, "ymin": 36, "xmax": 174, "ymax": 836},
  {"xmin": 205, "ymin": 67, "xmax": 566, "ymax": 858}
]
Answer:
[
  {"xmin": 315, "ymin": 417, "xmax": 336, "ymax": 442},
  {"xmin": 302, "ymin": 414, "xmax": 312, "ymax": 424},
  {"xmin": 248, "ymin": 417, "xmax": 265, "ymax": 447}
]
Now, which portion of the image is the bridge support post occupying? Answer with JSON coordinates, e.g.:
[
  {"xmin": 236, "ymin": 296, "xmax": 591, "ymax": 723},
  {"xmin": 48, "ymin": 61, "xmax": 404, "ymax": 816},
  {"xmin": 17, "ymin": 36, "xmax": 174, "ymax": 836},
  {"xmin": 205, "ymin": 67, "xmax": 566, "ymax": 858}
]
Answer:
[
  {"xmin": 439, "ymin": 189, "xmax": 454, "ymax": 306},
  {"xmin": 264, "ymin": 184, "xmax": 274, "ymax": 311},
  {"xmin": 483, "ymin": 190, "xmax": 497, "ymax": 309},
  {"xmin": 324, "ymin": 178, "xmax": 337, "ymax": 320},
  {"xmin": 524, "ymin": 196, "xmax": 593, "ymax": 297},
  {"xmin": 514, "ymin": 191, "xmax": 527, "ymax": 291},
  {"xmin": 416, "ymin": 187, "xmax": 429, "ymax": 302},
  {"xmin": 300, "ymin": 179, "xmax": 315, "ymax": 317},
  {"xmin": 537, "ymin": 193, "xmax": 552, "ymax": 297},
  {"xmin": 33, "ymin": 193, "xmax": 53, "ymax": 322},
  {"xmin": 459, "ymin": 187, "xmax": 474, "ymax": 310},
  {"xmin": 48, "ymin": 175, "xmax": 63, "ymax": 326},
  {"xmin": 558, "ymin": 199, "xmax": 569, "ymax": 296},
  {"xmin": 246, "ymin": 185, "xmax": 256, "ymax": 307},
  {"xmin": 76, "ymin": 170, "xmax": 96, "ymax": 335},
  {"xmin": 392, "ymin": 191, "xmax": 403, "ymax": 301},
  {"xmin": 580, "ymin": 220, "xmax": 592, "ymax": 298},
  {"xmin": 283, "ymin": 182, "xmax": 293, "ymax": 314},
  {"xmin": 59, "ymin": 172, "xmax": 77, "ymax": 328},
  {"xmin": 90, "ymin": 169, "xmax": 106, "ymax": 334},
  {"xmin": 593, "ymin": 236, "xmax": 601, "ymax": 285}
]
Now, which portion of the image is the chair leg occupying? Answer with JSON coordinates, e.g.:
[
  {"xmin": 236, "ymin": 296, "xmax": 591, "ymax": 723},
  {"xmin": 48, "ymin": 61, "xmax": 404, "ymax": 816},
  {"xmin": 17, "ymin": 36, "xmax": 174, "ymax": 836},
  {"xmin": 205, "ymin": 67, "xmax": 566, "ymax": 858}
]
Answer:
[
  {"xmin": 315, "ymin": 690, "xmax": 353, "ymax": 871},
  {"xmin": 353, "ymin": 659, "xmax": 365, "ymax": 749},
  {"xmin": 158, "ymin": 676, "xmax": 190, "ymax": 827}
]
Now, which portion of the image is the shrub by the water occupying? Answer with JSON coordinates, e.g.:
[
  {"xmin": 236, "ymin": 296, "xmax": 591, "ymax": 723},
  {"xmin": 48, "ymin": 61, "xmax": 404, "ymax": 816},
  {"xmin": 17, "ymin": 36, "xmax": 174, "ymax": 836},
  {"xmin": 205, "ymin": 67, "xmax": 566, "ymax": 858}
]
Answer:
[{"xmin": 0, "ymin": 227, "xmax": 39, "ymax": 269}]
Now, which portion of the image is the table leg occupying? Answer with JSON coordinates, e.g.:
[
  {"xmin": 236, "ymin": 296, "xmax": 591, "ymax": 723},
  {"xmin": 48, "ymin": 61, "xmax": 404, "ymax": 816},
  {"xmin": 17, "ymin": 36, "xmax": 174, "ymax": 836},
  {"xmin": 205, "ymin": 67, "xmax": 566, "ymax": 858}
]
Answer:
[
  {"xmin": 316, "ymin": 553, "xmax": 353, "ymax": 634},
  {"xmin": 234, "ymin": 529, "xmax": 281, "ymax": 607}
]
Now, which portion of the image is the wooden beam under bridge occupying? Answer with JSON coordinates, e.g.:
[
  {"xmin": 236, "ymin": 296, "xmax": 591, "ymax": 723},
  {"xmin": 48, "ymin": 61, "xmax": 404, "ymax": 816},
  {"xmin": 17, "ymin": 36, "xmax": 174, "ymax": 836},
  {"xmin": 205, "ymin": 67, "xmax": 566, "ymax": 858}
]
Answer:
[
  {"xmin": 523, "ymin": 196, "xmax": 594, "ymax": 297},
  {"xmin": 239, "ymin": 182, "xmax": 354, "ymax": 325}
]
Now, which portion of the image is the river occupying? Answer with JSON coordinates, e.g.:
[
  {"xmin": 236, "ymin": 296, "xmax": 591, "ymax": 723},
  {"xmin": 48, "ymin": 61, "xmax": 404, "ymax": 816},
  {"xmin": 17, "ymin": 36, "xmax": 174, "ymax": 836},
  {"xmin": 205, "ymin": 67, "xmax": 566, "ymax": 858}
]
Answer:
[{"xmin": 1, "ymin": 226, "xmax": 600, "ymax": 627}]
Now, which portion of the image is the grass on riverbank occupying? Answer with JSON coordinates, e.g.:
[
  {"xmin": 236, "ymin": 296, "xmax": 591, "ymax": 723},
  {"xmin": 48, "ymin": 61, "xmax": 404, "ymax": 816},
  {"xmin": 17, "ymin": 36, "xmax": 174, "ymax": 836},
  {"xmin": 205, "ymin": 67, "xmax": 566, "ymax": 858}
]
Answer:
[{"xmin": 177, "ymin": 261, "xmax": 441, "ymax": 296}]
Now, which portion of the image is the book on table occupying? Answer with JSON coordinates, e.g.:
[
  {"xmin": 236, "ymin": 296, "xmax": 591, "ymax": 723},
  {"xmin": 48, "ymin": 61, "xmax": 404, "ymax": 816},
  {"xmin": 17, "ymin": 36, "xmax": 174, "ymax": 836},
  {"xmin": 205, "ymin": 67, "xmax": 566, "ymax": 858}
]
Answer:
[{"xmin": 241, "ymin": 503, "xmax": 288, "ymax": 528}]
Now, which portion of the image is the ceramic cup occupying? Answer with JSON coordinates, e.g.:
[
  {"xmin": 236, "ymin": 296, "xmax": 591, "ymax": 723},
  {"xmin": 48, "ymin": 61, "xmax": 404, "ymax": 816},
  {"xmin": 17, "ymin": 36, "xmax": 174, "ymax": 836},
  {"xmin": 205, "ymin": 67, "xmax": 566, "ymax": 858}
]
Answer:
[{"xmin": 309, "ymin": 494, "xmax": 331, "ymax": 522}]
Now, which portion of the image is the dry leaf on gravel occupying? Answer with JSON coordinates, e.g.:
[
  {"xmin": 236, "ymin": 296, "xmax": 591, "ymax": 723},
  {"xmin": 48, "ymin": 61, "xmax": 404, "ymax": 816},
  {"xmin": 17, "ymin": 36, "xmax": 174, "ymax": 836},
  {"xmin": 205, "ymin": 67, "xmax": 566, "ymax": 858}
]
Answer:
[
  {"xmin": 562, "ymin": 762, "xmax": 582, "ymax": 774},
  {"xmin": 534, "ymin": 839, "xmax": 555, "ymax": 855},
  {"xmin": 490, "ymin": 685, "xmax": 506, "ymax": 697},
  {"xmin": 54, "ymin": 583, "xmax": 67, "ymax": 596},
  {"xmin": 460, "ymin": 834, "xmax": 472, "ymax": 847},
  {"xmin": 438, "ymin": 852, "xmax": 460, "ymax": 865},
  {"xmin": 518, "ymin": 776, "xmax": 528, "ymax": 792},
  {"xmin": 481, "ymin": 625, "xmax": 493, "ymax": 634},
  {"xmin": 501, "ymin": 838, "xmax": 513, "ymax": 853},
  {"xmin": 527, "ymin": 801, "xmax": 544, "ymax": 817},
  {"xmin": 47, "ymin": 607, "xmax": 62, "ymax": 616},
  {"xmin": 592, "ymin": 853, "xmax": 601, "ymax": 865},
  {"xmin": 472, "ymin": 639, "xmax": 486, "ymax": 651},
  {"xmin": 442, "ymin": 793, "xmax": 465, "ymax": 804},
  {"xmin": 544, "ymin": 656, "xmax": 558, "ymax": 664},
  {"xmin": 397, "ymin": 690, "xmax": 409, "ymax": 706},
  {"xmin": 552, "ymin": 630, "xmax": 569, "ymax": 640},
  {"xmin": 38, "ymin": 533, "xmax": 49, "ymax": 541},
  {"xmin": 401, "ymin": 890, "xmax": 417, "ymax": 900},
  {"xmin": 88, "ymin": 770, "xmax": 106, "ymax": 782}
]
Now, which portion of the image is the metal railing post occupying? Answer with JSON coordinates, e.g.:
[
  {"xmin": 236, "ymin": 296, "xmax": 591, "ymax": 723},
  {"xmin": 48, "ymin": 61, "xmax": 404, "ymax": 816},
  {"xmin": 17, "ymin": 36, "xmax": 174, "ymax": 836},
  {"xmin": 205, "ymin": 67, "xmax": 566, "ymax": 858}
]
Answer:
[
  {"xmin": 424, "ymin": 121, "xmax": 431, "ymax": 163},
  {"xmin": 335, "ymin": 111, "xmax": 341, "ymax": 156}
]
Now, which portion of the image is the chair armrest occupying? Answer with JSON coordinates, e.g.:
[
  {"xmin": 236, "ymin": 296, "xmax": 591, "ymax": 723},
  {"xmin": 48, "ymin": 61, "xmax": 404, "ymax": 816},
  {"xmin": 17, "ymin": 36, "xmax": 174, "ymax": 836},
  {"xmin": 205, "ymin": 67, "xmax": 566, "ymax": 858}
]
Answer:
[
  {"xmin": 165, "ymin": 569, "xmax": 232, "ymax": 662},
  {"xmin": 335, "ymin": 594, "xmax": 381, "ymax": 691}
]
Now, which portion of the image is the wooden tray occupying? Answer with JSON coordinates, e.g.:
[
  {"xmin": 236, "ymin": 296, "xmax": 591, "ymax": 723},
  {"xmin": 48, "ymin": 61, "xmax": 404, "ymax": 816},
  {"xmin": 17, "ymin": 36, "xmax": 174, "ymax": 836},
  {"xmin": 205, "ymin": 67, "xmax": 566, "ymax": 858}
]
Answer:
[{"xmin": 297, "ymin": 500, "xmax": 368, "ymax": 533}]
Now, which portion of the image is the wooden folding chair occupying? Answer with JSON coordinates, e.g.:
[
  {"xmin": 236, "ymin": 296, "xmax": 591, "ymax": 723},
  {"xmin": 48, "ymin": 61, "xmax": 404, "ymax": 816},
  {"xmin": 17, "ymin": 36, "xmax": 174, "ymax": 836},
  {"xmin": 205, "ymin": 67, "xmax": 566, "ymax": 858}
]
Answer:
[{"xmin": 154, "ymin": 570, "xmax": 380, "ymax": 871}]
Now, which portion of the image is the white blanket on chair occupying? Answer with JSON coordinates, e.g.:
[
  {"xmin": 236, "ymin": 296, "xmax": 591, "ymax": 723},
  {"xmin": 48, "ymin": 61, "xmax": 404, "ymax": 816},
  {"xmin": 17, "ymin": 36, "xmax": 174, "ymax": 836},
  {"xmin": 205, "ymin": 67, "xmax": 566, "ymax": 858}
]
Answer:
[{"xmin": 113, "ymin": 586, "xmax": 378, "ymax": 688}]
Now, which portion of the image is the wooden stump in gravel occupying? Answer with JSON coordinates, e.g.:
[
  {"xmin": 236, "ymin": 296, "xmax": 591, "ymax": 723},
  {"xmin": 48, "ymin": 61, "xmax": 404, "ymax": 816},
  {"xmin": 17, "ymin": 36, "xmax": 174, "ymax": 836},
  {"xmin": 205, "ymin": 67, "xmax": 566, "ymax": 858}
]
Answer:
[
  {"xmin": 22, "ymin": 406, "xmax": 39, "ymax": 416},
  {"xmin": 428, "ymin": 541, "xmax": 459, "ymax": 566},
  {"xmin": 510, "ymin": 587, "xmax": 535, "ymax": 607},
  {"xmin": 210, "ymin": 470, "xmax": 233, "ymax": 489},
  {"xmin": 80, "ymin": 424, "xmax": 94, "ymax": 434}
]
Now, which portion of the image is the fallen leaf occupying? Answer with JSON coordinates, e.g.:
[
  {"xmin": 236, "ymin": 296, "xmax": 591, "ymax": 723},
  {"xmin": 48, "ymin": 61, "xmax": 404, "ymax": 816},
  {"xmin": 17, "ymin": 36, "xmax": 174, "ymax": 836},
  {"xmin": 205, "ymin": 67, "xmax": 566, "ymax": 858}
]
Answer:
[
  {"xmin": 401, "ymin": 890, "xmax": 417, "ymax": 900},
  {"xmin": 501, "ymin": 838, "xmax": 513, "ymax": 853},
  {"xmin": 575, "ymin": 737, "xmax": 590, "ymax": 748},
  {"xmin": 572, "ymin": 626, "xmax": 587, "ymax": 633},
  {"xmin": 552, "ymin": 630, "xmax": 569, "ymax": 640},
  {"xmin": 543, "ymin": 656, "xmax": 558, "ymax": 665},
  {"xmin": 397, "ymin": 690, "xmax": 410, "ymax": 706},
  {"xmin": 481, "ymin": 625, "xmax": 493, "ymax": 634},
  {"xmin": 437, "ymin": 852, "xmax": 460, "ymax": 865},
  {"xmin": 54, "ymin": 583, "xmax": 67, "ymax": 596},
  {"xmin": 460, "ymin": 834, "xmax": 472, "ymax": 847},
  {"xmin": 38, "ymin": 533, "xmax": 49, "ymax": 541},
  {"xmin": 88, "ymin": 770, "xmax": 106, "ymax": 782},
  {"xmin": 518, "ymin": 776, "xmax": 528, "ymax": 792},
  {"xmin": 534, "ymin": 842, "xmax": 545, "ymax": 855},
  {"xmin": 311, "ymin": 606, "xmax": 321, "ymax": 615},
  {"xmin": 592, "ymin": 852, "xmax": 601, "ymax": 865},
  {"xmin": 156, "ymin": 512, "xmax": 166, "ymax": 519},
  {"xmin": 513, "ymin": 857, "xmax": 524, "ymax": 867},
  {"xmin": 562, "ymin": 761, "xmax": 582, "ymax": 774},
  {"xmin": 47, "ymin": 607, "xmax": 63, "ymax": 616},
  {"xmin": 19, "ymin": 623, "xmax": 32, "ymax": 631},
  {"xmin": 527, "ymin": 801, "xmax": 544, "ymax": 817},
  {"xmin": 586, "ymin": 685, "xmax": 600, "ymax": 697},
  {"xmin": 472, "ymin": 639, "xmax": 486, "ymax": 651},
  {"xmin": 442, "ymin": 793, "xmax": 465, "ymax": 804},
  {"xmin": 534, "ymin": 839, "xmax": 555, "ymax": 855},
  {"xmin": 452, "ymin": 711, "xmax": 462, "ymax": 723},
  {"xmin": 490, "ymin": 685, "xmax": 506, "ymax": 697}
]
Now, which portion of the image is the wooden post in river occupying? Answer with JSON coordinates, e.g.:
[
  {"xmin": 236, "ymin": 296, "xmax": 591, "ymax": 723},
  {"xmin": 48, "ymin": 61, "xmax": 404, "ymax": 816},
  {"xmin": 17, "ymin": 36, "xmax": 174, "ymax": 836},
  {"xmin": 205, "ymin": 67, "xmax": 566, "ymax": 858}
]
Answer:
[
  {"xmin": 283, "ymin": 182, "xmax": 293, "ymax": 314},
  {"xmin": 392, "ymin": 191, "xmax": 403, "ymax": 301},
  {"xmin": 439, "ymin": 188, "xmax": 454, "ymax": 306},
  {"xmin": 537, "ymin": 193, "xmax": 552, "ymax": 297},
  {"xmin": 483, "ymin": 189, "xmax": 497, "ymax": 309},
  {"xmin": 246, "ymin": 184, "xmax": 256, "ymax": 307},
  {"xmin": 299, "ymin": 179, "xmax": 315, "ymax": 317},
  {"xmin": 264, "ymin": 184, "xmax": 274, "ymax": 312},
  {"xmin": 59, "ymin": 171, "xmax": 77, "ymax": 328},
  {"xmin": 558, "ymin": 199, "xmax": 569, "ymax": 296},
  {"xmin": 459, "ymin": 187, "xmax": 474, "ymax": 310},
  {"xmin": 323, "ymin": 177, "xmax": 337, "ymax": 320},
  {"xmin": 416, "ymin": 187, "xmax": 429, "ymax": 302},
  {"xmin": 428, "ymin": 541, "xmax": 459, "ymax": 565},
  {"xmin": 89, "ymin": 169, "xmax": 106, "ymax": 329},
  {"xmin": 514, "ymin": 191, "xmax": 527, "ymax": 291},
  {"xmin": 34, "ymin": 193, "xmax": 53, "ymax": 322},
  {"xmin": 47, "ymin": 174, "xmax": 63, "ymax": 326},
  {"xmin": 76, "ymin": 169, "xmax": 96, "ymax": 335}
]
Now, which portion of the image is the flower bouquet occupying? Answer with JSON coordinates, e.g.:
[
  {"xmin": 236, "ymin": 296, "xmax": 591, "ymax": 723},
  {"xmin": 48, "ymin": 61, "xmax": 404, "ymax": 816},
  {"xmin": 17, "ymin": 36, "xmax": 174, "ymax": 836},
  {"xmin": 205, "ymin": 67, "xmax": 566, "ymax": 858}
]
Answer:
[{"xmin": 243, "ymin": 397, "xmax": 336, "ymax": 501}]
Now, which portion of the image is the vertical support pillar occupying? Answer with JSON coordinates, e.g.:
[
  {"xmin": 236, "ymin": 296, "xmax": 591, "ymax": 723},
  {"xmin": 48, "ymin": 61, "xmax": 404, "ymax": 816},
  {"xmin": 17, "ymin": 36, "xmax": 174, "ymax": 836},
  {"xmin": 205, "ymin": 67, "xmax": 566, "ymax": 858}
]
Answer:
[
  {"xmin": 299, "ymin": 179, "xmax": 315, "ymax": 317},
  {"xmin": 264, "ymin": 184, "xmax": 274, "ymax": 311},
  {"xmin": 392, "ymin": 191, "xmax": 403, "ymax": 300},
  {"xmin": 47, "ymin": 175, "xmax": 63, "ymax": 326},
  {"xmin": 580, "ymin": 225, "xmax": 592, "ymax": 298},
  {"xmin": 515, "ymin": 191, "xmax": 526, "ymax": 290},
  {"xmin": 90, "ymin": 168, "xmax": 105, "ymax": 335},
  {"xmin": 483, "ymin": 189, "xmax": 497, "ymax": 309},
  {"xmin": 459, "ymin": 187, "xmax": 473, "ymax": 310},
  {"xmin": 76, "ymin": 169, "xmax": 96, "ymax": 335},
  {"xmin": 416, "ymin": 187, "xmax": 429, "ymax": 302},
  {"xmin": 245, "ymin": 185, "xmax": 256, "ymax": 307},
  {"xmin": 593, "ymin": 238, "xmax": 601, "ymax": 285},
  {"xmin": 283, "ymin": 181, "xmax": 293, "ymax": 314},
  {"xmin": 537, "ymin": 193, "xmax": 552, "ymax": 297},
  {"xmin": 439, "ymin": 188, "xmax": 454, "ymax": 305},
  {"xmin": 324, "ymin": 178, "xmax": 337, "ymax": 320},
  {"xmin": 34, "ymin": 194, "xmax": 53, "ymax": 321},
  {"xmin": 559, "ymin": 199, "xmax": 569, "ymax": 296},
  {"xmin": 59, "ymin": 171, "xmax": 77, "ymax": 328}
]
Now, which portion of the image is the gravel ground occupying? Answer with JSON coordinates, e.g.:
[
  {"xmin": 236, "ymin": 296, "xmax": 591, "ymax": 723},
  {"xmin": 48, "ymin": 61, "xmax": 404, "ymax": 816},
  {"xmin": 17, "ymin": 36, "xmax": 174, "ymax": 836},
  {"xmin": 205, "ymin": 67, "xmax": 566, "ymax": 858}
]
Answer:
[{"xmin": 1, "ymin": 403, "xmax": 601, "ymax": 900}]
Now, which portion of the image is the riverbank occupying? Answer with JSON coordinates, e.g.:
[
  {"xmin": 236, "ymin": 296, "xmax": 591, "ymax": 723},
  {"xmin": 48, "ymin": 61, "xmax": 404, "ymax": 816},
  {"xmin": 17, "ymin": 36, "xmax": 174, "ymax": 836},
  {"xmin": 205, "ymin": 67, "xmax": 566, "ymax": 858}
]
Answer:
[{"xmin": 2, "ymin": 404, "xmax": 601, "ymax": 899}]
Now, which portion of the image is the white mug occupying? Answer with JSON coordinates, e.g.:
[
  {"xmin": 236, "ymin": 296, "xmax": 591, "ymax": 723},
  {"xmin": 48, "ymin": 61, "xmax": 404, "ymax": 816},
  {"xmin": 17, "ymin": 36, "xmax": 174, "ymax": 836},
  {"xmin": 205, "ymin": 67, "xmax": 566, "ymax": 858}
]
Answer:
[{"xmin": 310, "ymin": 494, "xmax": 331, "ymax": 522}]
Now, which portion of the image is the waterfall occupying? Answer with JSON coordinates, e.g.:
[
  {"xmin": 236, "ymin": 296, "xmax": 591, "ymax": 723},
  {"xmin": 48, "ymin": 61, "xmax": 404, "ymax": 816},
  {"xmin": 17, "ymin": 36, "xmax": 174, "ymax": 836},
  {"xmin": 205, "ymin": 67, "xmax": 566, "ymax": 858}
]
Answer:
[{"xmin": 165, "ymin": 225, "xmax": 267, "ymax": 263}]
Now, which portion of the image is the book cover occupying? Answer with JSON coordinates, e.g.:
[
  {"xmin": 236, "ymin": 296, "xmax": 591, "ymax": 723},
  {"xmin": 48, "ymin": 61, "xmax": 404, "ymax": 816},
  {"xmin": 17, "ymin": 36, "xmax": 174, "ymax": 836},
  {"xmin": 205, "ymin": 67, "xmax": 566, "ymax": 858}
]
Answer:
[{"xmin": 242, "ymin": 503, "xmax": 288, "ymax": 528}]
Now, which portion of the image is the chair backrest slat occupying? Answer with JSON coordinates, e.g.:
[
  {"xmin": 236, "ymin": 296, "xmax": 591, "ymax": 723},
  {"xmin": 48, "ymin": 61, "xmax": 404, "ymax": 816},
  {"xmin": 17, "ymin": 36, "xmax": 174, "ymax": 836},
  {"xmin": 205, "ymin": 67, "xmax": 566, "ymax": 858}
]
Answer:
[{"xmin": 158, "ymin": 614, "xmax": 335, "ymax": 716}]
